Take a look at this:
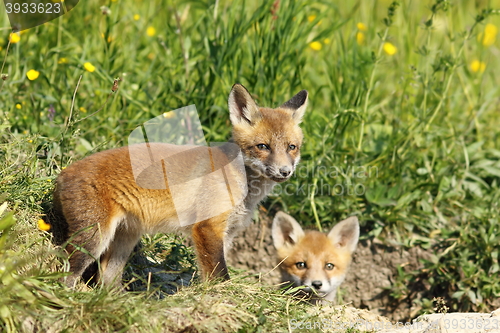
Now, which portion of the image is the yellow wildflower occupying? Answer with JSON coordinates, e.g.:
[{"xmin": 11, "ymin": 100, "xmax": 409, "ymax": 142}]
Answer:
[
  {"xmin": 470, "ymin": 60, "xmax": 486, "ymax": 73},
  {"xmin": 481, "ymin": 23, "xmax": 498, "ymax": 46},
  {"xmin": 356, "ymin": 22, "xmax": 367, "ymax": 45},
  {"xmin": 100, "ymin": 33, "xmax": 113, "ymax": 43},
  {"xmin": 309, "ymin": 41, "xmax": 322, "ymax": 51},
  {"xmin": 133, "ymin": 14, "xmax": 140, "ymax": 21},
  {"xmin": 307, "ymin": 15, "xmax": 316, "ymax": 23},
  {"xmin": 357, "ymin": 22, "xmax": 367, "ymax": 31},
  {"xmin": 383, "ymin": 42, "xmax": 397, "ymax": 55},
  {"xmin": 26, "ymin": 69, "xmax": 40, "ymax": 81},
  {"xmin": 38, "ymin": 219, "xmax": 51, "ymax": 231},
  {"xmin": 9, "ymin": 33, "xmax": 20, "ymax": 44},
  {"xmin": 323, "ymin": 38, "xmax": 331, "ymax": 45},
  {"xmin": 79, "ymin": 106, "xmax": 87, "ymax": 113},
  {"xmin": 15, "ymin": 103, "xmax": 21, "ymax": 109},
  {"xmin": 84, "ymin": 62, "xmax": 96, "ymax": 72},
  {"xmin": 356, "ymin": 32, "xmax": 365, "ymax": 45},
  {"xmin": 146, "ymin": 26, "xmax": 156, "ymax": 37},
  {"xmin": 58, "ymin": 57, "xmax": 68, "ymax": 64}
]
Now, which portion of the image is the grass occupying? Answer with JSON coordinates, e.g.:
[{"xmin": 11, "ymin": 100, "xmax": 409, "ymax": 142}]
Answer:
[{"xmin": 1, "ymin": 0, "xmax": 500, "ymax": 330}]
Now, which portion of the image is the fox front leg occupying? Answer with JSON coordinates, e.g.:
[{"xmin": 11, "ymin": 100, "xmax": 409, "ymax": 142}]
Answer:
[{"xmin": 191, "ymin": 213, "xmax": 230, "ymax": 280}]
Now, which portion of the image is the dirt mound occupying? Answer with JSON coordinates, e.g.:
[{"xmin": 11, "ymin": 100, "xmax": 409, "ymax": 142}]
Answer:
[{"xmin": 227, "ymin": 213, "xmax": 432, "ymax": 322}]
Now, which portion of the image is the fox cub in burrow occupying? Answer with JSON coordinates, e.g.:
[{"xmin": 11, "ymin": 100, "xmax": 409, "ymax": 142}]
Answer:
[
  {"xmin": 272, "ymin": 212, "xmax": 359, "ymax": 304},
  {"xmin": 51, "ymin": 84, "xmax": 308, "ymax": 287}
]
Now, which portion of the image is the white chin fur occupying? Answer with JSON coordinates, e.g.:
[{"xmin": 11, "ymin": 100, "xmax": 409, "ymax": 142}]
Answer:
[
  {"xmin": 303, "ymin": 282, "xmax": 333, "ymax": 296},
  {"xmin": 244, "ymin": 157, "xmax": 297, "ymax": 180}
]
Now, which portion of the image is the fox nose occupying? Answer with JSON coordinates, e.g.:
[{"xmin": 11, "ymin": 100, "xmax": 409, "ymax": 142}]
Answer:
[
  {"xmin": 311, "ymin": 281, "xmax": 323, "ymax": 290},
  {"xmin": 279, "ymin": 166, "xmax": 291, "ymax": 177}
]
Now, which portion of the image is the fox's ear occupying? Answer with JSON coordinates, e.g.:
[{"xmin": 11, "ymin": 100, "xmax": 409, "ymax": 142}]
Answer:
[
  {"xmin": 327, "ymin": 216, "xmax": 359, "ymax": 253},
  {"xmin": 280, "ymin": 90, "xmax": 308, "ymax": 124},
  {"xmin": 272, "ymin": 212, "xmax": 305, "ymax": 249},
  {"xmin": 228, "ymin": 84, "xmax": 261, "ymax": 125}
]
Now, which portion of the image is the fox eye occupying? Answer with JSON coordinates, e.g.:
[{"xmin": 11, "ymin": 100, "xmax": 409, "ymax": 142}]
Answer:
[
  {"xmin": 296, "ymin": 262, "xmax": 307, "ymax": 270},
  {"xmin": 288, "ymin": 144, "xmax": 297, "ymax": 151},
  {"xmin": 325, "ymin": 263, "xmax": 334, "ymax": 270},
  {"xmin": 256, "ymin": 144, "xmax": 270, "ymax": 150}
]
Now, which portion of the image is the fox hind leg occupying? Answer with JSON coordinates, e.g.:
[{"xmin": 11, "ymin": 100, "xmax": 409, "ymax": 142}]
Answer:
[
  {"xmin": 64, "ymin": 215, "xmax": 124, "ymax": 288},
  {"xmin": 99, "ymin": 224, "xmax": 142, "ymax": 287},
  {"xmin": 64, "ymin": 231, "xmax": 106, "ymax": 288}
]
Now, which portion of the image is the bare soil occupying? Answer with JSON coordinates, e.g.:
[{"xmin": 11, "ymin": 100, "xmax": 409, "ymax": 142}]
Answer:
[{"xmin": 227, "ymin": 212, "xmax": 433, "ymax": 322}]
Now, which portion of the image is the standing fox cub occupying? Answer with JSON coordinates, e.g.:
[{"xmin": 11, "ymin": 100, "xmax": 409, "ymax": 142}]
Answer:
[
  {"xmin": 272, "ymin": 212, "xmax": 359, "ymax": 304},
  {"xmin": 51, "ymin": 84, "xmax": 308, "ymax": 287}
]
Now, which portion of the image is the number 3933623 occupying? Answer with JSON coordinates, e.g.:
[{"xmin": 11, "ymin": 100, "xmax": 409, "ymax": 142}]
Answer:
[
  {"xmin": 5, "ymin": 2, "xmax": 61, "ymax": 14},
  {"xmin": 2, "ymin": 0, "xmax": 79, "ymax": 32},
  {"xmin": 443, "ymin": 318, "xmax": 498, "ymax": 330}
]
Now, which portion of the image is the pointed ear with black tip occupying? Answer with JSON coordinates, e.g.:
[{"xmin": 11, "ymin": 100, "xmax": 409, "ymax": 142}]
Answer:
[
  {"xmin": 327, "ymin": 216, "xmax": 360, "ymax": 254},
  {"xmin": 228, "ymin": 84, "xmax": 261, "ymax": 125},
  {"xmin": 280, "ymin": 89, "xmax": 308, "ymax": 124},
  {"xmin": 272, "ymin": 212, "xmax": 305, "ymax": 250}
]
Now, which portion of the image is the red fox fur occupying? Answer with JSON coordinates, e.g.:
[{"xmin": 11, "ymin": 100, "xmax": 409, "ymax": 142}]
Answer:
[
  {"xmin": 272, "ymin": 212, "xmax": 359, "ymax": 304},
  {"xmin": 51, "ymin": 84, "xmax": 308, "ymax": 287}
]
